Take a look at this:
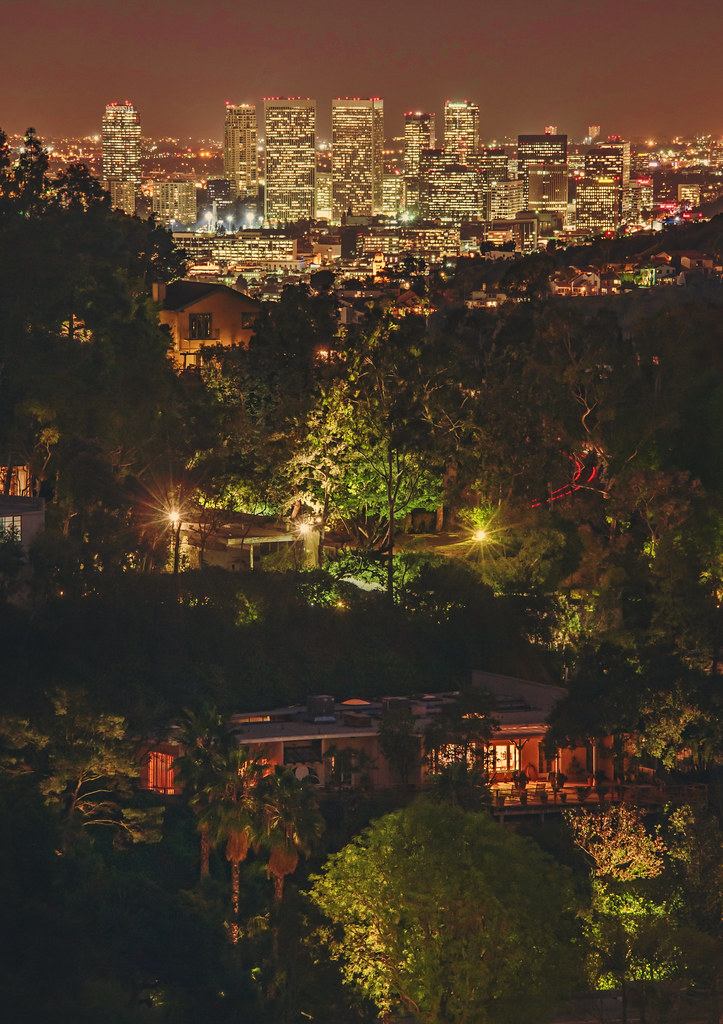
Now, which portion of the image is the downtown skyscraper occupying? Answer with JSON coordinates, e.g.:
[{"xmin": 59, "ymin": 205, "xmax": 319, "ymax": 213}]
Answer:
[
  {"xmin": 331, "ymin": 98, "xmax": 384, "ymax": 222},
  {"xmin": 224, "ymin": 103, "xmax": 258, "ymax": 199},
  {"xmin": 404, "ymin": 111, "xmax": 435, "ymax": 215},
  {"xmin": 101, "ymin": 101, "xmax": 141, "ymax": 215},
  {"xmin": 517, "ymin": 133, "xmax": 568, "ymax": 205},
  {"xmin": 263, "ymin": 98, "xmax": 316, "ymax": 224},
  {"xmin": 444, "ymin": 100, "xmax": 479, "ymax": 162}
]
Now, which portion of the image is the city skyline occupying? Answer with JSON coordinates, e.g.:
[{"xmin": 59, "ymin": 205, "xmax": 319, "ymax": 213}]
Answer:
[{"xmin": 4, "ymin": 0, "xmax": 723, "ymax": 142}]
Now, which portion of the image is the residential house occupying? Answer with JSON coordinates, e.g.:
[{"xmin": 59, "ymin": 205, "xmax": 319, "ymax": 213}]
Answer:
[
  {"xmin": 155, "ymin": 281, "xmax": 260, "ymax": 369},
  {"xmin": 140, "ymin": 672, "xmax": 612, "ymax": 803}
]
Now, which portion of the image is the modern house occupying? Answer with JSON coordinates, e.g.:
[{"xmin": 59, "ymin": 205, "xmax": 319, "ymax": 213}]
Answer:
[{"xmin": 140, "ymin": 672, "xmax": 616, "ymax": 805}]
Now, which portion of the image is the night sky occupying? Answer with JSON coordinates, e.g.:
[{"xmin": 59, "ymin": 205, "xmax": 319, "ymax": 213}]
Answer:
[{"xmin": 3, "ymin": 0, "xmax": 723, "ymax": 142}]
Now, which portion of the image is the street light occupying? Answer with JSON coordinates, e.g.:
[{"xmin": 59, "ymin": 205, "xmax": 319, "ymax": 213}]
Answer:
[{"xmin": 169, "ymin": 510, "xmax": 181, "ymax": 577}]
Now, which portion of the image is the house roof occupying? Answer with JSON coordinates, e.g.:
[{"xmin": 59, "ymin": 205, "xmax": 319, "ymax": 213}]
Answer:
[{"xmin": 162, "ymin": 280, "xmax": 260, "ymax": 312}]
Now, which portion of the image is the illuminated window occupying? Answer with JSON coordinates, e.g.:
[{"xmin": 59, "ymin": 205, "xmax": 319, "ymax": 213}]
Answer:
[
  {"xmin": 188, "ymin": 313, "xmax": 213, "ymax": 340},
  {"xmin": 147, "ymin": 751, "xmax": 176, "ymax": 794},
  {"xmin": 492, "ymin": 744, "xmax": 519, "ymax": 773},
  {"xmin": 0, "ymin": 515, "xmax": 21, "ymax": 540}
]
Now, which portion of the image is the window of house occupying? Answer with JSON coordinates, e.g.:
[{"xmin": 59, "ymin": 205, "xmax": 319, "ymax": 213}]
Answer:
[
  {"xmin": 147, "ymin": 751, "xmax": 176, "ymax": 794},
  {"xmin": 188, "ymin": 313, "xmax": 213, "ymax": 339},
  {"xmin": 492, "ymin": 744, "xmax": 519, "ymax": 773},
  {"xmin": 0, "ymin": 515, "xmax": 21, "ymax": 541}
]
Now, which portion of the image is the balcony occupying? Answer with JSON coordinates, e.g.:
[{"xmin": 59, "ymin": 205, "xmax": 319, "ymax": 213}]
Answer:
[{"xmin": 179, "ymin": 329, "xmax": 221, "ymax": 351}]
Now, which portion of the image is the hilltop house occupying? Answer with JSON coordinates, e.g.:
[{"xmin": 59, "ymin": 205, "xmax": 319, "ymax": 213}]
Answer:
[
  {"xmin": 155, "ymin": 281, "xmax": 260, "ymax": 369},
  {"xmin": 140, "ymin": 671, "xmax": 613, "ymax": 802}
]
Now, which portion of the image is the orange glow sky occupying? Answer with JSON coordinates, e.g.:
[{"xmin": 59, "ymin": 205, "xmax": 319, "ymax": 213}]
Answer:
[{"xmin": 3, "ymin": 0, "xmax": 723, "ymax": 141}]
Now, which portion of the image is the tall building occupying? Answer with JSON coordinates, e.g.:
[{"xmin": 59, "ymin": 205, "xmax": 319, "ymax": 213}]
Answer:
[
  {"xmin": 263, "ymin": 98, "xmax": 316, "ymax": 224},
  {"xmin": 489, "ymin": 178, "xmax": 524, "ymax": 220},
  {"xmin": 404, "ymin": 112, "xmax": 435, "ymax": 176},
  {"xmin": 102, "ymin": 101, "xmax": 141, "ymax": 215},
  {"xmin": 585, "ymin": 141, "xmax": 631, "ymax": 218},
  {"xmin": 224, "ymin": 103, "xmax": 258, "ymax": 199},
  {"xmin": 444, "ymin": 100, "xmax": 480, "ymax": 162},
  {"xmin": 576, "ymin": 177, "xmax": 620, "ymax": 233},
  {"xmin": 419, "ymin": 149, "xmax": 480, "ymax": 224},
  {"xmin": 382, "ymin": 171, "xmax": 405, "ymax": 217},
  {"xmin": 629, "ymin": 178, "xmax": 653, "ymax": 223},
  {"xmin": 478, "ymin": 147, "xmax": 509, "ymax": 220},
  {"xmin": 315, "ymin": 170, "xmax": 333, "ymax": 221},
  {"xmin": 517, "ymin": 134, "xmax": 567, "ymax": 203},
  {"xmin": 151, "ymin": 180, "xmax": 198, "ymax": 227},
  {"xmin": 526, "ymin": 163, "xmax": 569, "ymax": 220},
  {"xmin": 403, "ymin": 111, "xmax": 435, "ymax": 215},
  {"xmin": 331, "ymin": 98, "xmax": 384, "ymax": 221},
  {"xmin": 206, "ymin": 177, "xmax": 233, "ymax": 213}
]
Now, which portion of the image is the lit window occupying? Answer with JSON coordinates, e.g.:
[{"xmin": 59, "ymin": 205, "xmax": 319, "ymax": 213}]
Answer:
[
  {"xmin": 147, "ymin": 751, "xmax": 176, "ymax": 794},
  {"xmin": 188, "ymin": 313, "xmax": 213, "ymax": 340}
]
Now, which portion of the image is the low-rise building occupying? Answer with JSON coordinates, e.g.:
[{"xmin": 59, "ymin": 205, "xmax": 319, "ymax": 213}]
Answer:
[
  {"xmin": 140, "ymin": 671, "xmax": 613, "ymax": 804},
  {"xmin": 155, "ymin": 280, "xmax": 260, "ymax": 369}
]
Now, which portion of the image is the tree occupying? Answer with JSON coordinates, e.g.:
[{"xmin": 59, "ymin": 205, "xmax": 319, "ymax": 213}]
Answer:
[
  {"xmin": 311, "ymin": 799, "xmax": 580, "ymax": 1023},
  {"xmin": 259, "ymin": 768, "xmax": 324, "ymax": 908},
  {"xmin": 566, "ymin": 805, "xmax": 696, "ymax": 1024},
  {"xmin": 377, "ymin": 705, "xmax": 421, "ymax": 787},
  {"xmin": 199, "ymin": 745, "xmax": 265, "ymax": 943},
  {"xmin": 172, "ymin": 707, "xmax": 236, "ymax": 879},
  {"xmin": 38, "ymin": 690, "xmax": 162, "ymax": 848}
]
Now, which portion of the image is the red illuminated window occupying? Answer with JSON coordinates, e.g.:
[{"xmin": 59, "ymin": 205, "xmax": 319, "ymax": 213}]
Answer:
[{"xmin": 147, "ymin": 751, "xmax": 176, "ymax": 794}]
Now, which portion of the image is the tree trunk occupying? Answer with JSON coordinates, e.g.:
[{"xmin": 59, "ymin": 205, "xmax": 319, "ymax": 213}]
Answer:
[
  {"xmin": 318, "ymin": 488, "xmax": 329, "ymax": 567},
  {"xmin": 229, "ymin": 859, "xmax": 240, "ymax": 944},
  {"xmin": 386, "ymin": 441, "xmax": 394, "ymax": 605},
  {"xmin": 200, "ymin": 825, "xmax": 210, "ymax": 878}
]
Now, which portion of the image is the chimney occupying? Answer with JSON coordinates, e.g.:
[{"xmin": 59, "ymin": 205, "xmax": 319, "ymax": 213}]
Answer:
[{"xmin": 152, "ymin": 281, "xmax": 167, "ymax": 303}]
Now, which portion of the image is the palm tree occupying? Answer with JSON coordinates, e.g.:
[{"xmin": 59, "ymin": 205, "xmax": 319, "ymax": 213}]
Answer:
[
  {"xmin": 260, "ymin": 768, "xmax": 324, "ymax": 906},
  {"xmin": 172, "ymin": 708, "xmax": 235, "ymax": 880},
  {"xmin": 200, "ymin": 745, "xmax": 265, "ymax": 943},
  {"xmin": 258, "ymin": 768, "xmax": 325, "ymax": 977}
]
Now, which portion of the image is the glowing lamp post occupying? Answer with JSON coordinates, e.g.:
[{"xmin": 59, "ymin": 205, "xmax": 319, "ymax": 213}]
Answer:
[{"xmin": 169, "ymin": 510, "xmax": 181, "ymax": 577}]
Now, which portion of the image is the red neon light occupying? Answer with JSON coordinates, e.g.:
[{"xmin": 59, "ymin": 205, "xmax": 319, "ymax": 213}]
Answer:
[{"xmin": 530, "ymin": 455, "xmax": 597, "ymax": 509}]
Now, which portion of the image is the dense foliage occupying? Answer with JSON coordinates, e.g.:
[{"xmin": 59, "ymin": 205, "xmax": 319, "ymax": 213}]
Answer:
[{"xmin": 2, "ymin": 127, "xmax": 723, "ymax": 1020}]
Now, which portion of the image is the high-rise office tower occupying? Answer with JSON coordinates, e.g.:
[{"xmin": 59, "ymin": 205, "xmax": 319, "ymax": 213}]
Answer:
[
  {"xmin": 489, "ymin": 178, "xmax": 524, "ymax": 220},
  {"xmin": 585, "ymin": 142, "xmax": 630, "ymax": 186},
  {"xmin": 517, "ymin": 133, "xmax": 567, "ymax": 204},
  {"xmin": 576, "ymin": 177, "xmax": 620, "ymax": 233},
  {"xmin": 418, "ymin": 149, "xmax": 480, "ymax": 224},
  {"xmin": 478, "ymin": 147, "xmax": 509, "ymax": 221},
  {"xmin": 102, "ymin": 101, "xmax": 141, "ymax": 215},
  {"xmin": 263, "ymin": 98, "xmax": 316, "ymax": 224},
  {"xmin": 404, "ymin": 112, "xmax": 435, "ymax": 176},
  {"xmin": 315, "ymin": 170, "xmax": 333, "ymax": 221},
  {"xmin": 224, "ymin": 103, "xmax": 258, "ymax": 199},
  {"xmin": 444, "ymin": 100, "xmax": 479, "ymax": 162},
  {"xmin": 403, "ymin": 111, "xmax": 434, "ymax": 215},
  {"xmin": 585, "ymin": 141, "xmax": 631, "ymax": 217},
  {"xmin": 382, "ymin": 171, "xmax": 405, "ymax": 217},
  {"xmin": 151, "ymin": 180, "xmax": 198, "ymax": 227},
  {"xmin": 526, "ymin": 163, "xmax": 569, "ymax": 220},
  {"xmin": 331, "ymin": 98, "xmax": 384, "ymax": 221}
]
